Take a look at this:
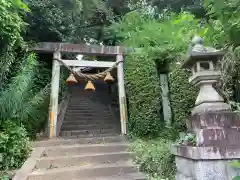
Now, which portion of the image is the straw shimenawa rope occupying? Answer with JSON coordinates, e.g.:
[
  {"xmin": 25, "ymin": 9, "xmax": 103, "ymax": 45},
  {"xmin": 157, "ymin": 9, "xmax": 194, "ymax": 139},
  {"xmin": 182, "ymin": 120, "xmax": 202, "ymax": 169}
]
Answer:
[{"xmin": 53, "ymin": 58, "xmax": 122, "ymax": 80}]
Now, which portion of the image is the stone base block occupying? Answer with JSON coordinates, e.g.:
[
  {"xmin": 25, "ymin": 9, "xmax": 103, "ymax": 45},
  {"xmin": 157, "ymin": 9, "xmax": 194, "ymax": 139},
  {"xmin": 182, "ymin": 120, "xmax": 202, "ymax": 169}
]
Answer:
[
  {"xmin": 175, "ymin": 156, "xmax": 240, "ymax": 180},
  {"xmin": 186, "ymin": 112, "xmax": 240, "ymax": 147},
  {"xmin": 172, "ymin": 145, "xmax": 240, "ymax": 180}
]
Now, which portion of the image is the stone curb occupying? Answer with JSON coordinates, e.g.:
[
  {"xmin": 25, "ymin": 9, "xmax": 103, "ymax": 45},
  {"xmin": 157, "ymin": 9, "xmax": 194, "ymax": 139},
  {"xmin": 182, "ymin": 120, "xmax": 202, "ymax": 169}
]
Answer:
[{"xmin": 12, "ymin": 147, "xmax": 45, "ymax": 180}]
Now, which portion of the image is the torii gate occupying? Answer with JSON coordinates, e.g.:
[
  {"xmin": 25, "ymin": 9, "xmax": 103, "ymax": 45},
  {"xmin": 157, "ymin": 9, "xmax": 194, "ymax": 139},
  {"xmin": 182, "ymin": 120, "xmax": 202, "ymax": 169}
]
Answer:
[{"xmin": 31, "ymin": 42, "xmax": 136, "ymax": 138}]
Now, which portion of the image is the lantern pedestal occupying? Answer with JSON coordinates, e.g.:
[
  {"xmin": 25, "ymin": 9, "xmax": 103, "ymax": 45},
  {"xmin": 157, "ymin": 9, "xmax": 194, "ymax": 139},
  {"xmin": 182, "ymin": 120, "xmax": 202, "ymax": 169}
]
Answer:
[
  {"xmin": 189, "ymin": 70, "xmax": 231, "ymax": 115},
  {"xmin": 172, "ymin": 112, "xmax": 240, "ymax": 180}
]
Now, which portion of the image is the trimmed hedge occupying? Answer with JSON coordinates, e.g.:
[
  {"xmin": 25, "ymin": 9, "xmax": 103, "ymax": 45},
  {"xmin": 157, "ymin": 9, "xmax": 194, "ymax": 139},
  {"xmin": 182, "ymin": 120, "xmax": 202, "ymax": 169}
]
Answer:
[
  {"xmin": 168, "ymin": 64, "xmax": 197, "ymax": 132},
  {"xmin": 125, "ymin": 53, "xmax": 162, "ymax": 137}
]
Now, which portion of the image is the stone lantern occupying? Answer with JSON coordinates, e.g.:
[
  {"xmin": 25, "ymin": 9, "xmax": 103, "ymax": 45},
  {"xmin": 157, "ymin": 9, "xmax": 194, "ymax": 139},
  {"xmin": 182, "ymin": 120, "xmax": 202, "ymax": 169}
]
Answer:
[
  {"xmin": 182, "ymin": 36, "xmax": 231, "ymax": 115},
  {"xmin": 171, "ymin": 36, "xmax": 240, "ymax": 180}
]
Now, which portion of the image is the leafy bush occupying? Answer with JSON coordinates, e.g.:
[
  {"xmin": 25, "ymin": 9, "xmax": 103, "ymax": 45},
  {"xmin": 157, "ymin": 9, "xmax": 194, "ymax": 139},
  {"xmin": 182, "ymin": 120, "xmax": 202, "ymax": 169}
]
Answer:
[
  {"xmin": 125, "ymin": 53, "xmax": 161, "ymax": 137},
  {"xmin": 0, "ymin": 121, "xmax": 31, "ymax": 171},
  {"xmin": 168, "ymin": 65, "xmax": 197, "ymax": 131},
  {"xmin": 25, "ymin": 0, "xmax": 113, "ymax": 42},
  {"xmin": 203, "ymin": 0, "xmax": 240, "ymax": 109},
  {"xmin": 204, "ymin": 0, "xmax": 240, "ymax": 47},
  {"xmin": 0, "ymin": 53, "xmax": 51, "ymax": 138},
  {"xmin": 130, "ymin": 138, "xmax": 175, "ymax": 180},
  {"xmin": 0, "ymin": 0, "xmax": 29, "ymax": 48}
]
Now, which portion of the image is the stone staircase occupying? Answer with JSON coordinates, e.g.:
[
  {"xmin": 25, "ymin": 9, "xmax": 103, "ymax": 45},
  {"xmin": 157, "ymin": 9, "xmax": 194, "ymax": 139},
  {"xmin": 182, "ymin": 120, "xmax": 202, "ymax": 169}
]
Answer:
[
  {"xmin": 15, "ymin": 81, "xmax": 145, "ymax": 180},
  {"xmin": 59, "ymin": 83, "xmax": 121, "ymax": 137},
  {"xmin": 30, "ymin": 136, "xmax": 145, "ymax": 180}
]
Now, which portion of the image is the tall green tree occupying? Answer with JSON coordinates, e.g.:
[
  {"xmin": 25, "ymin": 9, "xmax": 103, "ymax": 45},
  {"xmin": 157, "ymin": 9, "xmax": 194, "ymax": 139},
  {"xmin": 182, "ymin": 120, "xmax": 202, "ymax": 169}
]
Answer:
[
  {"xmin": 0, "ymin": 0, "xmax": 29, "ymax": 49},
  {"xmin": 204, "ymin": 0, "xmax": 240, "ymax": 47},
  {"xmin": 127, "ymin": 0, "xmax": 205, "ymax": 17},
  {"xmin": 25, "ymin": 0, "xmax": 118, "ymax": 43}
]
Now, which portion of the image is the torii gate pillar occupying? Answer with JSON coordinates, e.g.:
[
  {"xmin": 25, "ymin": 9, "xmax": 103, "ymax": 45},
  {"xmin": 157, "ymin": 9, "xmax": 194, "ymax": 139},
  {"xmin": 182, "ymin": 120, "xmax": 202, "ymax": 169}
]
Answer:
[
  {"xmin": 48, "ymin": 51, "xmax": 61, "ymax": 138},
  {"xmin": 117, "ymin": 54, "xmax": 127, "ymax": 135}
]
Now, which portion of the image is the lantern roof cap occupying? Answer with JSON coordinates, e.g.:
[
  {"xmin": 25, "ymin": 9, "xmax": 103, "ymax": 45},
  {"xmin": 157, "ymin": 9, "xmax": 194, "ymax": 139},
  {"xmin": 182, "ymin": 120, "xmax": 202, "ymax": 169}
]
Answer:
[{"xmin": 182, "ymin": 36, "xmax": 225, "ymax": 69}]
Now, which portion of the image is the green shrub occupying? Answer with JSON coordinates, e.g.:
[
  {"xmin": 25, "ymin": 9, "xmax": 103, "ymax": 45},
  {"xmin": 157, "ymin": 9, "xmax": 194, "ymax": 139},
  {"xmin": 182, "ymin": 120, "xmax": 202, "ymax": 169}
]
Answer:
[
  {"xmin": 0, "ymin": 121, "xmax": 31, "ymax": 171},
  {"xmin": 130, "ymin": 138, "xmax": 175, "ymax": 180},
  {"xmin": 125, "ymin": 53, "xmax": 162, "ymax": 137},
  {"xmin": 168, "ymin": 65, "xmax": 197, "ymax": 132}
]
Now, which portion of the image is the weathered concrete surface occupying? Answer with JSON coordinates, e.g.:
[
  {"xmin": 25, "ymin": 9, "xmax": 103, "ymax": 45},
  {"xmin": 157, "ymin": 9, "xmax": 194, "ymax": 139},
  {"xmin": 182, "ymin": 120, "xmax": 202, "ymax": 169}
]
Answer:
[
  {"xmin": 172, "ymin": 112, "xmax": 240, "ymax": 180},
  {"xmin": 187, "ymin": 112, "xmax": 240, "ymax": 147},
  {"xmin": 187, "ymin": 112, "xmax": 240, "ymax": 131},
  {"xmin": 175, "ymin": 156, "xmax": 240, "ymax": 180}
]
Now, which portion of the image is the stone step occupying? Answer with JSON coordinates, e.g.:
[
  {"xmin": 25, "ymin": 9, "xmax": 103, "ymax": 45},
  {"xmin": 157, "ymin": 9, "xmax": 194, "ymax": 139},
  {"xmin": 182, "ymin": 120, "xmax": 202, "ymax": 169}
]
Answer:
[
  {"xmin": 28, "ymin": 161, "xmax": 138, "ymax": 180},
  {"xmin": 65, "ymin": 112, "xmax": 112, "ymax": 115},
  {"xmin": 44, "ymin": 143, "xmax": 128, "ymax": 157},
  {"xmin": 64, "ymin": 115, "xmax": 113, "ymax": 119},
  {"xmin": 68, "ymin": 102, "xmax": 107, "ymax": 105},
  {"xmin": 62, "ymin": 118, "xmax": 115, "ymax": 122},
  {"xmin": 63, "ymin": 115, "xmax": 116, "ymax": 119},
  {"xmin": 59, "ymin": 129, "xmax": 119, "ymax": 137},
  {"xmin": 67, "ymin": 105, "xmax": 108, "ymax": 109},
  {"xmin": 67, "ymin": 102, "xmax": 105, "ymax": 104},
  {"xmin": 61, "ymin": 124, "xmax": 118, "ymax": 131},
  {"xmin": 34, "ymin": 136, "xmax": 126, "ymax": 147},
  {"xmin": 59, "ymin": 133, "xmax": 121, "ymax": 139},
  {"xmin": 36, "ymin": 151, "xmax": 132, "ymax": 169},
  {"xmin": 62, "ymin": 118, "xmax": 118, "ymax": 122},
  {"xmin": 64, "ymin": 116, "xmax": 113, "ymax": 119},
  {"xmin": 63, "ymin": 117, "xmax": 119, "ymax": 121},
  {"xmin": 62, "ymin": 120, "xmax": 118, "ymax": 125},
  {"xmin": 72, "ymin": 173, "xmax": 146, "ymax": 180},
  {"xmin": 67, "ymin": 107, "xmax": 110, "ymax": 110},
  {"xmin": 66, "ymin": 110, "xmax": 111, "ymax": 114}
]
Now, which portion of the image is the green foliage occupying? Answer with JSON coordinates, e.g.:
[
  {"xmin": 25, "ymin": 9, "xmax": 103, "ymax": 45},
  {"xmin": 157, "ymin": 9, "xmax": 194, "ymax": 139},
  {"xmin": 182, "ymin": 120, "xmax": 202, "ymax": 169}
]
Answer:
[
  {"xmin": 0, "ymin": 53, "xmax": 37, "ymax": 122},
  {"xmin": 229, "ymin": 161, "xmax": 240, "ymax": 180},
  {"xmin": 109, "ymin": 10, "xmax": 202, "ymax": 136},
  {"xmin": 219, "ymin": 47, "xmax": 240, "ymax": 109},
  {"xmin": 0, "ymin": 53, "xmax": 51, "ymax": 173},
  {"xmin": 203, "ymin": 0, "xmax": 240, "ymax": 108},
  {"xmin": 107, "ymin": 9, "xmax": 203, "ymax": 178},
  {"xmin": 108, "ymin": 8, "xmax": 205, "ymax": 178},
  {"xmin": 128, "ymin": 0, "xmax": 205, "ymax": 17},
  {"xmin": 125, "ymin": 53, "xmax": 161, "ymax": 137},
  {"xmin": 0, "ymin": 0, "xmax": 29, "ymax": 48},
  {"xmin": 109, "ymin": 10, "xmax": 206, "ymax": 61},
  {"xmin": 204, "ymin": 0, "xmax": 240, "ymax": 47},
  {"xmin": 26, "ymin": 0, "xmax": 114, "ymax": 42},
  {"xmin": 230, "ymin": 160, "xmax": 240, "ymax": 169},
  {"xmin": 168, "ymin": 65, "xmax": 197, "ymax": 131},
  {"xmin": 0, "ymin": 121, "xmax": 31, "ymax": 171},
  {"xmin": 0, "ymin": 175, "xmax": 9, "ymax": 180},
  {"xmin": 0, "ymin": 53, "xmax": 51, "ymax": 137},
  {"xmin": 175, "ymin": 132, "xmax": 196, "ymax": 146},
  {"xmin": 130, "ymin": 138, "xmax": 175, "ymax": 180}
]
